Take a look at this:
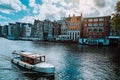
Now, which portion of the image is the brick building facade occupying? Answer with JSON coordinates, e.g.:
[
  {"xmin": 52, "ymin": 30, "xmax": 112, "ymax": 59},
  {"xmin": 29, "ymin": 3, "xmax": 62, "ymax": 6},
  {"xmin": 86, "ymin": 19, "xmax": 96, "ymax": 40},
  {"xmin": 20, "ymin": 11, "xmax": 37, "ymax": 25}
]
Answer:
[
  {"xmin": 79, "ymin": 16, "xmax": 111, "ymax": 45},
  {"xmin": 82, "ymin": 16, "xmax": 111, "ymax": 38}
]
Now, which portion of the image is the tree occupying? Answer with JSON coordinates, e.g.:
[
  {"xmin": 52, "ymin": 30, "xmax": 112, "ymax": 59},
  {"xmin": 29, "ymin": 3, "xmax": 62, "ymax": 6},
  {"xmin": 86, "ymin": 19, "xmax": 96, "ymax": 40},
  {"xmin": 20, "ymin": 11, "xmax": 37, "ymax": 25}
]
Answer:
[
  {"xmin": 116, "ymin": 0, "xmax": 120, "ymax": 12},
  {"xmin": 112, "ymin": 1, "xmax": 120, "ymax": 35}
]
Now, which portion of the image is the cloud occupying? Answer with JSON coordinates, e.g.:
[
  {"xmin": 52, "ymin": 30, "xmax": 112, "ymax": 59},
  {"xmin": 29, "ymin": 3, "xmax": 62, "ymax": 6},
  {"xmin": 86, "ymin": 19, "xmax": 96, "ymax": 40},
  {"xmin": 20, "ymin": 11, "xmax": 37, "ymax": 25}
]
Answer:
[
  {"xmin": 0, "ymin": 0, "xmax": 118, "ymax": 25},
  {"xmin": 18, "ymin": 16, "xmax": 35, "ymax": 23},
  {"xmin": 20, "ymin": 0, "xmax": 118, "ymax": 23},
  {"xmin": 0, "ymin": 15, "xmax": 11, "ymax": 20},
  {"xmin": 94, "ymin": 0, "xmax": 106, "ymax": 8},
  {"xmin": 0, "ymin": 15, "xmax": 13, "ymax": 25},
  {"xmin": 29, "ymin": 0, "xmax": 67, "ymax": 20},
  {"xmin": 29, "ymin": 0, "xmax": 41, "ymax": 14},
  {"xmin": 0, "ymin": 0, "xmax": 26, "ymax": 14}
]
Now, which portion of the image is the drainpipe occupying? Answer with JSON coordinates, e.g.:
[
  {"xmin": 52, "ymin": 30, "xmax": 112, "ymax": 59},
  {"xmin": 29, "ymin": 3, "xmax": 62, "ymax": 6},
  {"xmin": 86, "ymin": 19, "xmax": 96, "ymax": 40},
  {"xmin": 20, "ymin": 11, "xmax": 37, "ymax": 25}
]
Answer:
[{"xmin": 117, "ymin": 29, "xmax": 120, "ymax": 47}]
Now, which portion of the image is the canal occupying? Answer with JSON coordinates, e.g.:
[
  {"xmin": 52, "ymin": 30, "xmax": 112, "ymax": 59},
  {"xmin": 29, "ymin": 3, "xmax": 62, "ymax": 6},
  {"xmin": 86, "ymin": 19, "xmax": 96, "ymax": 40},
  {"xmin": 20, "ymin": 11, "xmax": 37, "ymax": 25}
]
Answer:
[{"xmin": 0, "ymin": 37, "xmax": 120, "ymax": 80}]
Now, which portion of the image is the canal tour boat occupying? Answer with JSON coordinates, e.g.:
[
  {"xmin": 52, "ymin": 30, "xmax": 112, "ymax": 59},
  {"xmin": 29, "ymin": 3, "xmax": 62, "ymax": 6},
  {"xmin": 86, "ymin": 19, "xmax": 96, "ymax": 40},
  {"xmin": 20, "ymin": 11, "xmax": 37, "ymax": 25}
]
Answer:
[{"xmin": 11, "ymin": 50, "xmax": 55, "ymax": 74}]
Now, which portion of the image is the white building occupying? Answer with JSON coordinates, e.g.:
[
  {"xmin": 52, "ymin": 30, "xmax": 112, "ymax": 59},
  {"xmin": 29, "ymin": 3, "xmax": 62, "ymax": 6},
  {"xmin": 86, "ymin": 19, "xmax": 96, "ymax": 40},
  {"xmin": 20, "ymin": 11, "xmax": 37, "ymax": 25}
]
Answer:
[{"xmin": 58, "ymin": 14, "xmax": 83, "ymax": 41}]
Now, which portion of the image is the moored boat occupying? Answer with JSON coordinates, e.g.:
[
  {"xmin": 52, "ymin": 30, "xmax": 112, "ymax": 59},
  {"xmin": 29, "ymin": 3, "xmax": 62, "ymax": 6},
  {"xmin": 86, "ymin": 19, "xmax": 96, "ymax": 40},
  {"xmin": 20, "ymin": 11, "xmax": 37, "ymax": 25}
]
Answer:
[{"xmin": 11, "ymin": 50, "xmax": 55, "ymax": 74}]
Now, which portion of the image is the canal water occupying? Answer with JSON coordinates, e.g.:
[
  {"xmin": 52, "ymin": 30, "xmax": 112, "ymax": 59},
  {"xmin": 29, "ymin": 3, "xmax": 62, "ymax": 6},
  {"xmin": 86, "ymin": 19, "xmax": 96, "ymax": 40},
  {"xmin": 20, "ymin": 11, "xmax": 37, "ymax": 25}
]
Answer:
[{"xmin": 0, "ymin": 37, "xmax": 120, "ymax": 80}]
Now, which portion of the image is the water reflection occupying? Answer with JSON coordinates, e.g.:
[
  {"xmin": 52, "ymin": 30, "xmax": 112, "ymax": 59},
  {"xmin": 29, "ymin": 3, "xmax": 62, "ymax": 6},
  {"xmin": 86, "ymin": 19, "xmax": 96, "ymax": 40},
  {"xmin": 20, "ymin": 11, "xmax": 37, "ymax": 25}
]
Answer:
[
  {"xmin": 23, "ymin": 73, "xmax": 54, "ymax": 80},
  {"xmin": 0, "ymin": 38, "xmax": 120, "ymax": 80}
]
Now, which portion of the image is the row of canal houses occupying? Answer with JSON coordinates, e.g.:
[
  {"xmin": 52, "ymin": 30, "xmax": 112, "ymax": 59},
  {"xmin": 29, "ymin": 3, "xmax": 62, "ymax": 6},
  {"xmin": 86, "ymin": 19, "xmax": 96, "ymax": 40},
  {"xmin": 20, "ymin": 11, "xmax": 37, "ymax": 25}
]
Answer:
[
  {"xmin": 0, "ymin": 14, "xmax": 114, "ymax": 45},
  {"xmin": 31, "ymin": 20, "xmax": 61, "ymax": 41},
  {"xmin": 0, "ymin": 19, "xmax": 61, "ymax": 41},
  {"xmin": 0, "ymin": 22, "xmax": 32, "ymax": 40}
]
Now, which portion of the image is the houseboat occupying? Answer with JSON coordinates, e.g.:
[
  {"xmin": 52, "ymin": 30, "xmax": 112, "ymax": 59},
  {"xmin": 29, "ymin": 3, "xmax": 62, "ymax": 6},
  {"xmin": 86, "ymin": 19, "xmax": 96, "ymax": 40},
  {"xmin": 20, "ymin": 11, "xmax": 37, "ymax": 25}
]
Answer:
[{"xmin": 11, "ymin": 50, "xmax": 55, "ymax": 74}]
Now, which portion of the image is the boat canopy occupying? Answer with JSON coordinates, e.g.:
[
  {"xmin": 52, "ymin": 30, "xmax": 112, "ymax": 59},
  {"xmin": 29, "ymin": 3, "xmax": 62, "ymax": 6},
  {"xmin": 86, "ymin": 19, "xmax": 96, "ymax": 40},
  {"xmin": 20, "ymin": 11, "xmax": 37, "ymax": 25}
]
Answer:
[
  {"xmin": 12, "ymin": 50, "xmax": 45, "ymax": 59},
  {"xmin": 20, "ymin": 52, "xmax": 45, "ymax": 59},
  {"xmin": 12, "ymin": 50, "xmax": 46, "ymax": 65}
]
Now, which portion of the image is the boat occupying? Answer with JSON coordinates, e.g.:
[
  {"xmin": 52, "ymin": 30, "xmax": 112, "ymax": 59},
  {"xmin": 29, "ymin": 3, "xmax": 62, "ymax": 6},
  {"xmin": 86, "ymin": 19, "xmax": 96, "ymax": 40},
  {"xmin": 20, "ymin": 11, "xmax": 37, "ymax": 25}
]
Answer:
[{"xmin": 11, "ymin": 50, "xmax": 55, "ymax": 74}]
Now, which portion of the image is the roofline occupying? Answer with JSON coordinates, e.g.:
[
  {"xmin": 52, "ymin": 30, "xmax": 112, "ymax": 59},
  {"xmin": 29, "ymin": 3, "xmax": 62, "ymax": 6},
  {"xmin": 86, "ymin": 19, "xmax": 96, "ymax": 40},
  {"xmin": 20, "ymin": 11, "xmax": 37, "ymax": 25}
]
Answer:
[{"xmin": 84, "ymin": 16, "xmax": 111, "ymax": 19}]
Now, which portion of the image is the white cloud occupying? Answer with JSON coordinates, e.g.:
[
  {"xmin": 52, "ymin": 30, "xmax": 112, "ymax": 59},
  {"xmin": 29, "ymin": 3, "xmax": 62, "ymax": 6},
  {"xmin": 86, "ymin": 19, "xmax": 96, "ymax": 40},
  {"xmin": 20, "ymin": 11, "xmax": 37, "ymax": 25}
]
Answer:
[
  {"xmin": 0, "ymin": 15, "xmax": 13, "ymax": 25},
  {"xmin": 0, "ymin": 15, "xmax": 11, "ymax": 20},
  {"xmin": 0, "ymin": 0, "xmax": 26, "ymax": 14},
  {"xmin": 19, "ymin": 16, "xmax": 35, "ymax": 24},
  {"xmin": 29, "ymin": 0, "xmax": 41, "ymax": 14},
  {"xmin": 0, "ymin": 9, "xmax": 11, "ymax": 14},
  {"xmin": 28, "ymin": 0, "xmax": 67, "ymax": 20},
  {"xmin": 20, "ymin": 0, "xmax": 118, "ymax": 23},
  {"xmin": 60, "ymin": 1, "xmax": 72, "ymax": 7}
]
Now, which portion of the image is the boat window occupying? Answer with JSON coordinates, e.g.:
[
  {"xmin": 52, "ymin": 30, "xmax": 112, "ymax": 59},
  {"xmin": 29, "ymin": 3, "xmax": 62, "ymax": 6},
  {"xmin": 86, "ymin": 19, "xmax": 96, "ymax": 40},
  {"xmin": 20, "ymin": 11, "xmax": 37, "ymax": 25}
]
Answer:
[
  {"xmin": 29, "ymin": 58, "xmax": 34, "ymax": 65},
  {"xmin": 41, "ymin": 57, "xmax": 44, "ymax": 62},
  {"xmin": 36, "ymin": 58, "xmax": 40, "ymax": 63},
  {"xmin": 21, "ymin": 56, "xmax": 25, "ymax": 61},
  {"xmin": 35, "ymin": 56, "xmax": 45, "ymax": 63},
  {"xmin": 20, "ymin": 55, "xmax": 46, "ymax": 64},
  {"xmin": 21, "ymin": 56, "xmax": 29, "ymax": 62},
  {"xmin": 40, "ymin": 56, "xmax": 45, "ymax": 62}
]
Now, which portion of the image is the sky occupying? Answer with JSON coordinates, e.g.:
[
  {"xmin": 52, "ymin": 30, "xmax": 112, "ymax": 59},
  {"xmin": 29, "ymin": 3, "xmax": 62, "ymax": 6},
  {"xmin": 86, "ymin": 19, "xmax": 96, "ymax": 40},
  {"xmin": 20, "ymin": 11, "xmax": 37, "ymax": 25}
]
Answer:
[{"xmin": 0, "ymin": 0, "xmax": 119, "ymax": 25}]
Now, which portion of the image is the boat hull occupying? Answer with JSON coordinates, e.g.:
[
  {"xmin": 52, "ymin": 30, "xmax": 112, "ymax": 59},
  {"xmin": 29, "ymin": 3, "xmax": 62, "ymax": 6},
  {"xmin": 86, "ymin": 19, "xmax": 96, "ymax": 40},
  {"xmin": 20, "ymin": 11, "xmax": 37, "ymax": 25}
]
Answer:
[{"xmin": 11, "ymin": 59, "xmax": 55, "ymax": 74}]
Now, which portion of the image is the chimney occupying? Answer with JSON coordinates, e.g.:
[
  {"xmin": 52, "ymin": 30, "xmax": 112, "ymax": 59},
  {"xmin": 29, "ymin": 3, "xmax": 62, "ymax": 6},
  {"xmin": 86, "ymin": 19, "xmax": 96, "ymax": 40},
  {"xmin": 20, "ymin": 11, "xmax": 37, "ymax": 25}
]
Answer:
[
  {"xmin": 73, "ymin": 14, "xmax": 75, "ymax": 17},
  {"xmin": 81, "ymin": 13, "xmax": 82, "ymax": 17},
  {"xmin": 69, "ymin": 14, "xmax": 70, "ymax": 17}
]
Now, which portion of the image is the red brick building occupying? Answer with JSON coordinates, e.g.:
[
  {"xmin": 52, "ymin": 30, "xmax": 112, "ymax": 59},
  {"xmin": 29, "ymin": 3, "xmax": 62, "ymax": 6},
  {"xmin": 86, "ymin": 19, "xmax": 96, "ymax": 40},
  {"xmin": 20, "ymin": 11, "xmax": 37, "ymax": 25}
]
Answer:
[
  {"xmin": 82, "ymin": 16, "xmax": 111, "ymax": 38},
  {"xmin": 79, "ymin": 16, "xmax": 111, "ymax": 45}
]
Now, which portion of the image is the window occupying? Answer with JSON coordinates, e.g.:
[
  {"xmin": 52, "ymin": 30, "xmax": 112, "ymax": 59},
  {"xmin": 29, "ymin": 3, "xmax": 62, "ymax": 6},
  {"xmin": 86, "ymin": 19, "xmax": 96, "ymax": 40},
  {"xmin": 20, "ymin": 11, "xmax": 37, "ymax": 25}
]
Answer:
[
  {"xmin": 69, "ymin": 23, "xmax": 71, "ymax": 26},
  {"xmin": 40, "ymin": 56, "xmax": 45, "ymax": 62},
  {"xmin": 99, "ymin": 29, "xmax": 103, "ymax": 32},
  {"xmin": 99, "ymin": 18, "xmax": 104, "ymax": 21},
  {"xmin": 88, "ymin": 29, "xmax": 92, "ymax": 32},
  {"xmin": 88, "ymin": 23, "xmax": 92, "ymax": 27},
  {"xmin": 76, "ymin": 23, "xmax": 79, "ymax": 26},
  {"xmin": 70, "ymin": 23, "xmax": 74, "ymax": 26},
  {"xmin": 84, "ymin": 24, "xmax": 87, "ymax": 26},
  {"xmin": 99, "ymin": 23, "xmax": 104, "ymax": 27},
  {"xmin": 84, "ymin": 19, "xmax": 87, "ymax": 22},
  {"xmin": 94, "ymin": 19, "xmax": 98, "ymax": 22},
  {"xmin": 93, "ymin": 28, "xmax": 97, "ymax": 32},
  {"xmin": 88, "ymin": 19, "xmax": 92, "ymax": 22},
  {"xmin": 72, "ymin": 18, "xmax": 75, "ymax": 21},
  {"xmin": 93, "ymin": 23, "xmax": 98, "ymax": 27}
]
